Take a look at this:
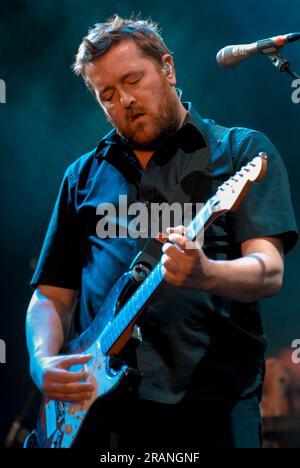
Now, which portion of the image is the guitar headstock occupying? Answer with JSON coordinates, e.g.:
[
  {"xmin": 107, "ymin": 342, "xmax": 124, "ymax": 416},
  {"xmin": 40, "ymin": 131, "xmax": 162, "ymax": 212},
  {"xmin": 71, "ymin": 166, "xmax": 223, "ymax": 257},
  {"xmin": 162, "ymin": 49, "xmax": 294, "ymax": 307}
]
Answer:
[{"xmin": 211, "ymin": 152, "xmax": 268, "ymax": 213}]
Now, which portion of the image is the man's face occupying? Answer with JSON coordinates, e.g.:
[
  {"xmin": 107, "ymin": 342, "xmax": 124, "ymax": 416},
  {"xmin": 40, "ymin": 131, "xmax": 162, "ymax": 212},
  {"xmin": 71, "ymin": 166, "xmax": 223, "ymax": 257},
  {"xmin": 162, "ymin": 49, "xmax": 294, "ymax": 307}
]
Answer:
[{"xmin": 85, "ymin": 40, "xmax": 181, "ymax": 150}]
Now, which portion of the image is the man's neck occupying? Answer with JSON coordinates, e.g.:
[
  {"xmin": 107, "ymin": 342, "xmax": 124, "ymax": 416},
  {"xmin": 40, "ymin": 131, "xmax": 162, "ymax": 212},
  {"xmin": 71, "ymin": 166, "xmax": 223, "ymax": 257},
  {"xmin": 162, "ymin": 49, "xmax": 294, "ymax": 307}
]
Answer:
[
  {"xmin": 133, "ymin": 103, "xmax": 187, "ymax": 170},
  {"xmin": 133, "ymin": 150, "xmax": 154, "ymax": 170}
]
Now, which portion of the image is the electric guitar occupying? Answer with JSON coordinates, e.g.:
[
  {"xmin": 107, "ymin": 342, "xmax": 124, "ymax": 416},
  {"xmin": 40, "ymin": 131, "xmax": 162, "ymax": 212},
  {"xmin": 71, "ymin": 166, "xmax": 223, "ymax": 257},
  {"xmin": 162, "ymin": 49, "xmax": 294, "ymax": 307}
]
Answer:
[{"xmin": 25, "ymin": 152, "xmax": 268, "ymax": 448}]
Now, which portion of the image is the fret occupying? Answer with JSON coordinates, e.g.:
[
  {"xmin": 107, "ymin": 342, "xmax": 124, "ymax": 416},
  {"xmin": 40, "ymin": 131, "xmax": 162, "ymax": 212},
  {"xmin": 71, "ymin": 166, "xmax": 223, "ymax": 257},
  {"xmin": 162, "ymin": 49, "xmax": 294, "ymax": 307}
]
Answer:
[
  {"xmin": 128, "ymin": 294, "xmax": 137, "ymax": 321},
  {"xmin": 103, "ymin": 336, "xmax": 112, "ymax": 354},
  {"xmin": 134, "ymin": 286, "xmax": 142, "ymax": 306},
  {"xmin": 149, "ymin": 270, "xmax": 156, "ymax": 292},
  {"xmin": 117, "ymin": 314, "xmax": 126, "ymax": 333},
  {"xmin": 101, "ymin": 263, "xmax": 163, "ymax": 354},
  {"xmin": 114, "ymin": 314, "xmax": 124, "ymax": 336},
  {"xmin": 130, "ymin": 297, "xmax": 138, "ymax": 322},
  {"xmin": 145, "ymin": 276, "xmax": 153, "ymax": 297},
  {"xmin": 203, "ymin": 201, "xmax": 212, "ymax": 223},
  {"xmin": 109, "ymin": 324, "xmax": 117, "ymax": 342},
  {"xmin": 136, "ymin": 284, "xmax": 145, "ymax": 306},
  {"xmin": 188, "ymin": 200, "xmax": 212, "ymax": 239},
  {"xmin": 114, "ymin": 322, "xmax": 121, "ymax": 341},
  {"xmin": 154, "ymin": 263, "xmax": 163, "ymax": 284},
  {"xmin": 102, "ymin": 337, "xmax": 109, "ymax": 354},
  {"xmin": 124, "ymin": 304, "xmax": 132, "ymax": 325},
  {"xmin": 191, "ymin": 209, "xmax": 203, "ymax": 235}
]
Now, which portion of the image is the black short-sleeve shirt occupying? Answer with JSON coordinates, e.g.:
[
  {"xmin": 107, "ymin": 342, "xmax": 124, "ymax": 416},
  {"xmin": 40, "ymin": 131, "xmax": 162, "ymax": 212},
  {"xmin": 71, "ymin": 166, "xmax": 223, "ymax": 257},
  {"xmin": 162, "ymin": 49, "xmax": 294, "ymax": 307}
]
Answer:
[{"xmin": 31, "ymin": 103, "xmax": 298, "ymax": 403}]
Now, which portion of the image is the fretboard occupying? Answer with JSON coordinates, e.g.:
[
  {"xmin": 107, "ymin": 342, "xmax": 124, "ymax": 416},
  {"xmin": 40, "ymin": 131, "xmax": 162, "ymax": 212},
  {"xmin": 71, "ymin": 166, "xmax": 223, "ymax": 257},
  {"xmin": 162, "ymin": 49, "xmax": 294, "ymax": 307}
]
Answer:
[{"xmin": 101, "ymin": 196, "xmax": 216, "ymax": 355}]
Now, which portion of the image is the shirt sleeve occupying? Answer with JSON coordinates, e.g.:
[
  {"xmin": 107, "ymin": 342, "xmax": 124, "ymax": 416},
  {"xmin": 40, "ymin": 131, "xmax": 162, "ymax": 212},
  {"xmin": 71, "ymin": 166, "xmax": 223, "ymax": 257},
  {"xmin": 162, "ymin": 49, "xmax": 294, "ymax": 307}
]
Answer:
[
  {"xmin": 227, "ymin": 128, "xmax": 298, "ymax": 254},
  {"xmin": 30, "ymin": 167, "xmax": 82, "ymax": 290}
]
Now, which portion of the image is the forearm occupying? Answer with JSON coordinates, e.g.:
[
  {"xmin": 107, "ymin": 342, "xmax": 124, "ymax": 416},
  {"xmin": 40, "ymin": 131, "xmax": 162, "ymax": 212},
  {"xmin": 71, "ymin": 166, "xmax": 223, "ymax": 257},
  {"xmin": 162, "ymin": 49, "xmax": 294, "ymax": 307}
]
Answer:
[
  {"xmin": 26, "ymin": 288, "xmax": 93, "ymax": 399},
  {"xmin": 26, "ymin": 291, "xmax": 65, "ymax": 370},
  {"xmin": 205, "ymin": 252, "xmax": 283, "ymax": 303}
]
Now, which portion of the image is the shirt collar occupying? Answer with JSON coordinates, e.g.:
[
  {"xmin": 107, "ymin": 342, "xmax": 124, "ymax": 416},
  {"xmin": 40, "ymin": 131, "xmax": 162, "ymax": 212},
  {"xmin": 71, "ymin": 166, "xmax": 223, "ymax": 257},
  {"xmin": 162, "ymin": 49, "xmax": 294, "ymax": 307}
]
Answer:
[
  {"xmin": 95, "ymin": 102, "xmax": 210, "ymax": 159},
  {"xmin": 182, "ymin": 102, "xmax": 210, "ymax": 143}
]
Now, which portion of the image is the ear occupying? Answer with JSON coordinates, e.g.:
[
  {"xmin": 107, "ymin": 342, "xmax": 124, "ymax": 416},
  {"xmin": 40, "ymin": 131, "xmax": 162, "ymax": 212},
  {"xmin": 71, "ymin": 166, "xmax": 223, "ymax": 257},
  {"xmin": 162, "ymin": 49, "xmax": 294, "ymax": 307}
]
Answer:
[{"xmin": 161, "ymin": 54, "xmax": 176, "ymax": 86}]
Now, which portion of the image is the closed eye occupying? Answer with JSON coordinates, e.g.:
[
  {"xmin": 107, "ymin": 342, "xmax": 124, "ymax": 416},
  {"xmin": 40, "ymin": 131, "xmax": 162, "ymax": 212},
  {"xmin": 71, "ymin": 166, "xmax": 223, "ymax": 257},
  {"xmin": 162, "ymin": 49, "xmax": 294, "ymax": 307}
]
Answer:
[
  {"xmin": 127, "ymin": 77, "xmax": 141, "ymax": 85},
  {"xmin": 124, "ymin": 72, "xmax": 144, "ymax": 85},
  {"xmin": 101, "ymin": 91, "xmax": 114, "ymax": 102},
  {"xmin": 99, "ymin": 73, "xmax": 143, "ymax": 102}
]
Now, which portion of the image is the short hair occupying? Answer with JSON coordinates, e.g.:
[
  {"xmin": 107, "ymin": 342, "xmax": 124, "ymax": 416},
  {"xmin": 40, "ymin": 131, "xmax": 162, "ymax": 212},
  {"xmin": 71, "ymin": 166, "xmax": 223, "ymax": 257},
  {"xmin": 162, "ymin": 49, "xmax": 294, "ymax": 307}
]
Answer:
[{"xmin": 72, "ymin": 14, "xmax": 172, "ymax": 87}]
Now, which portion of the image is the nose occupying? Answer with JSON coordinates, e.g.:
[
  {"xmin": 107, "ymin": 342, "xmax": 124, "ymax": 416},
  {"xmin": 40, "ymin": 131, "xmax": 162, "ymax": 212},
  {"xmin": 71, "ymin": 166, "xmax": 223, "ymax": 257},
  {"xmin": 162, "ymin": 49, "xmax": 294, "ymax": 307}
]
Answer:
[{"xmin": 119, "ymin": 90, "xmax": 136, "ymax": 109}]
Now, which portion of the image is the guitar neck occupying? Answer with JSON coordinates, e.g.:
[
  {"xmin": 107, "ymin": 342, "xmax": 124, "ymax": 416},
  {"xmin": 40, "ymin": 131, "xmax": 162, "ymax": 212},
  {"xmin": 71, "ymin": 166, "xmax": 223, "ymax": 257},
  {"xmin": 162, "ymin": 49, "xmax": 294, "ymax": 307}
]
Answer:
[
  {"xmin": 101, "ymin": 197, "xmax": 219, "ymax": 355},
  {"xmin": 83, "ymin": 153, "xmax": 267, "ymax": 356},
  {"xmin": 185, "ymin": 196, "xmax": 223, "ymax": 241}
]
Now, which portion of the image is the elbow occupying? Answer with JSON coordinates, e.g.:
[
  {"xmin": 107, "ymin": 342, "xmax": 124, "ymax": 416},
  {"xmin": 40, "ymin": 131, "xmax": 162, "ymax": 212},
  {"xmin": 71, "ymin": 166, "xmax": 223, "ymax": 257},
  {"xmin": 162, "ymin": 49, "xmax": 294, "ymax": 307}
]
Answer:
[
  {"xmin": 265, "ymin": 266, "xmax": 284, "ymax": 299},
  {"xmin": 242, "ymin": 267, "xmax": 284, "ymax": 303},
  {"xmin": 270, "ymin": 271, "xmax": 284, "ymax": 296}
]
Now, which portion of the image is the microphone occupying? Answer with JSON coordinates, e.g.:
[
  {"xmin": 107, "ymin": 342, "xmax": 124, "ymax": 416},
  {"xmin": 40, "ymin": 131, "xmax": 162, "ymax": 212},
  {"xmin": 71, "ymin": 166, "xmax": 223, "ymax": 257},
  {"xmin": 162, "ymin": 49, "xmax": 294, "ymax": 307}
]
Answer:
[{"xmin": 216, "ymin": 32, "xmax": 300, "ymax": 67}]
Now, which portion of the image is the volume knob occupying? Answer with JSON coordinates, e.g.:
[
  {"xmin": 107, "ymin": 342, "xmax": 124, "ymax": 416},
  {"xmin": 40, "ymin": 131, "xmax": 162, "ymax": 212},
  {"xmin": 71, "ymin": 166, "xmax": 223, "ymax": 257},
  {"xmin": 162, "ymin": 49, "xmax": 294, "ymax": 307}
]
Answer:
[{"xmin": 62, "ymin": 424, "xmax": 73, "ymax": 435}]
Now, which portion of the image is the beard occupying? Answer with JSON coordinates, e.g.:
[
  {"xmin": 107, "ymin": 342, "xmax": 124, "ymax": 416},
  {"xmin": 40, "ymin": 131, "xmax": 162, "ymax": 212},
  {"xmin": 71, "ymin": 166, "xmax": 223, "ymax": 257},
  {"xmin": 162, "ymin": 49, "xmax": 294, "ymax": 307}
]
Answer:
[{"xmin": 109, "ymin": 83, "xmax": 182, "ymax": 151}]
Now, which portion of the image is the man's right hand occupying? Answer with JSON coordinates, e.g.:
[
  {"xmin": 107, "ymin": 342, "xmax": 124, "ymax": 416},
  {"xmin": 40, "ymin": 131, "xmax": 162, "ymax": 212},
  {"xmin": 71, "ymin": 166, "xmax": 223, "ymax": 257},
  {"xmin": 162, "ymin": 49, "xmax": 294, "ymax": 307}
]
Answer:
[{"xmin": 31, "ymin": 353, "xmax": 95, "ymax": 404}]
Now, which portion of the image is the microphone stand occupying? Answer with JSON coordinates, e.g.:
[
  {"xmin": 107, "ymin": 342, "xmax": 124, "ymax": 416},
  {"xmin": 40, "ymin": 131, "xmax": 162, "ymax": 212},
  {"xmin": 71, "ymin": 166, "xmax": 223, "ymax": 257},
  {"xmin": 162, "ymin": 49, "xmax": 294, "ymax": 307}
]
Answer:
[{"xmin": 266, "ymin": 49, "xmax": 300, "ymax": 80}]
